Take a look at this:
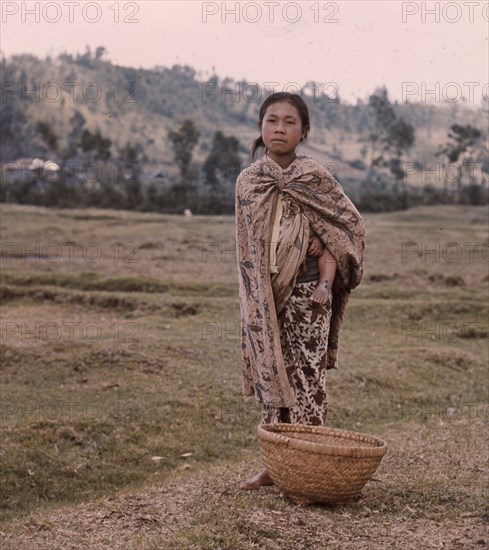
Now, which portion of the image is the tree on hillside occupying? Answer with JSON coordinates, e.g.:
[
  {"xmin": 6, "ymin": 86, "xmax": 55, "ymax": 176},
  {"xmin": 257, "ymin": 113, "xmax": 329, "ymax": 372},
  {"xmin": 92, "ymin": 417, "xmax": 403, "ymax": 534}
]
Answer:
[
  {"xmin": 95, "ymin": 46, "xmax": 107, "ymax": 60},
  {"xmin": 203, "ymin": 131, "xmax": 241, "ymax": 191},
  {"xmin": 385, "ymin": 117, "xmax": 415, "ymax": 180},
  {"xmin": 367, "ymin": 88, "xmax": 396, "ymax": 167},
  {"xmin": 436, "ymin": 124, "xmax": 485, "ymax": 197},
  {"xmin": 75, "ymin": 45, "xmax": 93, "ymax": 68},
  {"xmin": 77, "ymin": 128, "xmax": 113, "ymax": 195},
  {"xmin": 202, "ymin": 131, "xmax": 242, "ymax": 212},
  {"xmin": 353, "ymin": 99, "xmax": 370, "ymax": 134},
  {"xmin": 119, "ymin": 142, "xmax": 142, "ymax": 208},
  {"xmin": 367, "ymin": 87, "xmax": 415, "ymax": 181},
  {"xmin": 437, "ymin": 124, "xmax": 482, "ymax": 163},
  {"xmin": 35, "ymin": 121, "xmax": 58, "ymax": 153},
  {"xmin": 168, "ymin": 119, "xmax": 200, "ymax": 182},
  {"xmin": 120, "ymin": 142, "xmax": 141, "ymax": 181},
  {"xmin": 0, "ymin": 58, "xmax": 27, "ymax": 159},
  {"xmin": 79, "ymin": 129, "xmax": 112, "ymax": 161},
  {"xmin": 166, "ymin": 119, "xmax": 200, "ymax": 210},
  {"xmin": 65, "ymin": 110, "xmax": 86, "ymax": 159}
]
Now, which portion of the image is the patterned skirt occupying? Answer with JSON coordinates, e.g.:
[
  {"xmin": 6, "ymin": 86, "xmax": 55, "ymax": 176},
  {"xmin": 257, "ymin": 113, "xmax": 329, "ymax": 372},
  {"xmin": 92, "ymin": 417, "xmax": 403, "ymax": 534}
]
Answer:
[{"xmin": 260, "ymin": 281, "xmax": 332, "ymax": 426}]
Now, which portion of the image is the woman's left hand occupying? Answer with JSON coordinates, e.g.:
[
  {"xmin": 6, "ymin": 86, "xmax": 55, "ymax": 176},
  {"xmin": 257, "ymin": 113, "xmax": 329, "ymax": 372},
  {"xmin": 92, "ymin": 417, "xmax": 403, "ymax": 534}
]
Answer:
[{"xmin": 307, "ymin": 236, "xmax": 323, "ymax": 257}]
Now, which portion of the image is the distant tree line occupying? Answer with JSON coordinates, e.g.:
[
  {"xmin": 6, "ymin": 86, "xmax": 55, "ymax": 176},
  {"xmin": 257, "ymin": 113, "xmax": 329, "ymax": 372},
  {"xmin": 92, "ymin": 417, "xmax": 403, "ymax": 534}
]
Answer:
[
  {"xmin": 0, "ymin": 117, "xmax": 244, "ymax": 214},
  {"xmin": 1, "ymin": 111, "xmax": 487, "ymax": 213}
]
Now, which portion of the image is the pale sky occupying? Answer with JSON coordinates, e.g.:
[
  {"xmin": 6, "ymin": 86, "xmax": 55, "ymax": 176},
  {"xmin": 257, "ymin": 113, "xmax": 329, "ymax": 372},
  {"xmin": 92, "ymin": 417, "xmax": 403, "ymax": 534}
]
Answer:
[{"xmin": 1, "ymin": 0, "xmax": 488, "ymax": 105}]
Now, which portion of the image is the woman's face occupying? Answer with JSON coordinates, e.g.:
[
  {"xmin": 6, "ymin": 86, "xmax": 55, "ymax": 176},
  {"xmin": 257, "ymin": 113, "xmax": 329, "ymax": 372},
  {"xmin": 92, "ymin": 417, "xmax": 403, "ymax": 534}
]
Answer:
[{"xmin": 261, "ymin": 101, "xmax": 306, "ymax": 158}]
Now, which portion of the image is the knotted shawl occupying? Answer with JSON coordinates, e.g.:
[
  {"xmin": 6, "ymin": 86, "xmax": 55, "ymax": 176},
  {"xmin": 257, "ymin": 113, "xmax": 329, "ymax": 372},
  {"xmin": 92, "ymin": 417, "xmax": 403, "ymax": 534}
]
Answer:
[{"xmin": 235, "ymin": 153, "xmax": 365, "ymax": 407}]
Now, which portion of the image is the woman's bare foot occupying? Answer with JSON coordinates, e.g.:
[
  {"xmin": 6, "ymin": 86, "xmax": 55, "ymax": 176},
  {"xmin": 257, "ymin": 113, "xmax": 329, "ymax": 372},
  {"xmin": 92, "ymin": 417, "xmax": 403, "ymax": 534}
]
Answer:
[
  {"xmin": 239, "ymin": 469, "xmax": 274, "ymax": 490},
  {"xmin": 310, "ymin": 282, "xmax": 330, "ymax": 304}
]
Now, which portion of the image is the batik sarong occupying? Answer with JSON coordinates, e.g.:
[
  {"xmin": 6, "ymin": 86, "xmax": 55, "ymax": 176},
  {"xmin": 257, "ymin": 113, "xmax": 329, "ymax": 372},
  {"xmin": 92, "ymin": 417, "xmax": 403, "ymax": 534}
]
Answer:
[{"xmin": 260, "ymin": 279, "xmax": 332, "ymax": 426}]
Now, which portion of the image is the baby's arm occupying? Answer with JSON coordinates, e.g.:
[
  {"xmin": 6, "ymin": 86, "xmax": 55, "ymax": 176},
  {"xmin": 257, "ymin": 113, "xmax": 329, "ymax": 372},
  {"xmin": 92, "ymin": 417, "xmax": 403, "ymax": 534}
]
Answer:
[{"xmin": 310, "ymin": 246, "xmax": 337, "ymax": 304}]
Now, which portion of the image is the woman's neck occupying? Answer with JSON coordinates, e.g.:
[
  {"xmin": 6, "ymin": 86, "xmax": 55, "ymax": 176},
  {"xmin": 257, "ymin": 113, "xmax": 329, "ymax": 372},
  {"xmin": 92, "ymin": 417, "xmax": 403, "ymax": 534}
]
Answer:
[{"xmin": 265, "ymin": 151, "xmax": 297, "ymax": 170}]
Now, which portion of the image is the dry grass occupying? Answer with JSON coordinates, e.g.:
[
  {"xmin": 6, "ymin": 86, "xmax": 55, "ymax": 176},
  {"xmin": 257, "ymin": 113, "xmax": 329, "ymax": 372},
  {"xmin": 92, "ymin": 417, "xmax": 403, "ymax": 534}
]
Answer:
[
  {"xmin": 1, "ymin": 419, "xmax": 486, "ymax": 549},
  {"xmin": 0, "ymin": 203, "xmax": 487, "ymax": 548}
]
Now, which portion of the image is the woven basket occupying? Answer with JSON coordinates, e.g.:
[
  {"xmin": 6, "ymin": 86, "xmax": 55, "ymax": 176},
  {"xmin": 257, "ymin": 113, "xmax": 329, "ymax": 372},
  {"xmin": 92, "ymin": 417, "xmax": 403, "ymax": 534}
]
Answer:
[{"xmin": 257, "ymin": 423, "xmax": 387, "ymax": 506}]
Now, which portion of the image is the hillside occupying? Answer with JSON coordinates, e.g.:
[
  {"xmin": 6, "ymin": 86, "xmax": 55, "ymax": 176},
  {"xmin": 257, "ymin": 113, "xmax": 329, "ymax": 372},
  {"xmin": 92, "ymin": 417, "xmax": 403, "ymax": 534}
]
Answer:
[{"xmin": 2, "ymin": 52, "xmax": 487, "ymax": 194}]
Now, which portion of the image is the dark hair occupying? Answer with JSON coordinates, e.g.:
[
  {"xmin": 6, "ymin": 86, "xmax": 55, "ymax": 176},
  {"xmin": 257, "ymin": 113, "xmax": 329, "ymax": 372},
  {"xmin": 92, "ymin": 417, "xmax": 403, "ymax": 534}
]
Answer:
[{"xmin": 251, "ymin": 92, "xmax": 310, "ymax": 161}]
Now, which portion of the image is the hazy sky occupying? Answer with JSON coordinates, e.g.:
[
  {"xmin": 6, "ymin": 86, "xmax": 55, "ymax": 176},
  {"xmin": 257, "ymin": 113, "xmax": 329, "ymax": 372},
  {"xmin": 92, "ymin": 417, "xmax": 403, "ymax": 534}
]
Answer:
[{"xmin": 1, "ymin": 0, "xmax": 488, "ymax": 104}]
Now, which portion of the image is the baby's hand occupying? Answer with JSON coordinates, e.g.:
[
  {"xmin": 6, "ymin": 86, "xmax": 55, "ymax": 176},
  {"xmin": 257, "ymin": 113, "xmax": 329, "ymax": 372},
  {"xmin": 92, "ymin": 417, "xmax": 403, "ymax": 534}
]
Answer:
[
  {"xmin": 310, "ymin": 282, "xmax": 330, "ymax": 304},
  {"xmin": 307, "ymin": 236, "xmax": 323, "ymax": 257}
]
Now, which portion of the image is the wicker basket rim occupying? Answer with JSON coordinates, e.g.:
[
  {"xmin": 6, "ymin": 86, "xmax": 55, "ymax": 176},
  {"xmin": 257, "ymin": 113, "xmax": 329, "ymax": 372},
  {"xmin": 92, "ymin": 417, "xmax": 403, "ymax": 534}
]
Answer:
[{"xmin": 257, "ymin": 423, "xmax": 387, "ymax": 458}]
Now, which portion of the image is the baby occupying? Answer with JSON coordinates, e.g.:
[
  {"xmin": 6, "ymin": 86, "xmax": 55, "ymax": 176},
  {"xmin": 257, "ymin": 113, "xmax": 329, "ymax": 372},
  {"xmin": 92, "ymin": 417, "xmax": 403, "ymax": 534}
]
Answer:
[{"xmin": 303, "ymin": 235, "xmax": 338, "ymax": 304}]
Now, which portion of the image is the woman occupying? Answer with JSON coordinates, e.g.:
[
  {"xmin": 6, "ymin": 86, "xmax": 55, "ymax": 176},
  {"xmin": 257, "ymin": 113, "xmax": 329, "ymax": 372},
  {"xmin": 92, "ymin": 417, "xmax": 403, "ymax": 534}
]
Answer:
[{"xmin": 235, "ymin": 92, "xmax": 365, "ymax": 489}]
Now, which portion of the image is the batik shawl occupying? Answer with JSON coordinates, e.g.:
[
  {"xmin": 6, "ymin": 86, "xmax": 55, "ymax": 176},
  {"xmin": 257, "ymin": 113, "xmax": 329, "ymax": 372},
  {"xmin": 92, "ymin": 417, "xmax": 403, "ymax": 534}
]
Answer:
[{"xmin": 235, "ymin": 153, "xmax": 365, "ymax": 407}]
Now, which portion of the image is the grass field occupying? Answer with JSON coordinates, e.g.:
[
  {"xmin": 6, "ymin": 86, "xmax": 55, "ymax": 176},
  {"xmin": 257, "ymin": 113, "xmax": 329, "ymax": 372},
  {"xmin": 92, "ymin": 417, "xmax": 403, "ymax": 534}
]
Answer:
[{"xmin": 0, "ymin": 203, "xmax": 487, "ymax": 549}]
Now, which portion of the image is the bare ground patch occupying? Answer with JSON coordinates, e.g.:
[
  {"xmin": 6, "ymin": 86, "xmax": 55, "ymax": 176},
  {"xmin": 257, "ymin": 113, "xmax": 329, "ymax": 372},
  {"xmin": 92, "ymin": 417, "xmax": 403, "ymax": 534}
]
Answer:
[{"xmin": 1, "ymin": 418, "xmax": 486, "ymax": 550}]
